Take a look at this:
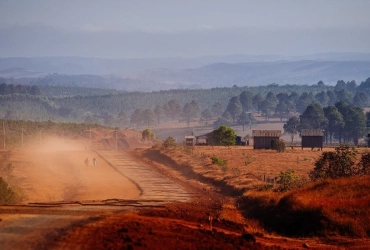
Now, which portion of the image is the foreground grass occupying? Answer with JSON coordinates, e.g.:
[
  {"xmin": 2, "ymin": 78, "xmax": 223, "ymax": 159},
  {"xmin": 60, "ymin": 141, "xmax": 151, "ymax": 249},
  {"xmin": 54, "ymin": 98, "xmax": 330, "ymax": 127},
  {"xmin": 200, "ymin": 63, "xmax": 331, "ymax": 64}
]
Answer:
[{"xmin": 139, "ymin": 144, "xmax": 370, "ymax": 237}]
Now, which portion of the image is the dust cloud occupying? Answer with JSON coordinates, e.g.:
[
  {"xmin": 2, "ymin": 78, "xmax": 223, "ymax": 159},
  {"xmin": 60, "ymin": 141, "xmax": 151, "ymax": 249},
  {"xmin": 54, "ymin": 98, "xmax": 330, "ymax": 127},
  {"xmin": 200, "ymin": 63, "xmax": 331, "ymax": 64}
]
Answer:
[{"xmin": 11, "ymin": 136, "xmax": 140, "ymax": 203}]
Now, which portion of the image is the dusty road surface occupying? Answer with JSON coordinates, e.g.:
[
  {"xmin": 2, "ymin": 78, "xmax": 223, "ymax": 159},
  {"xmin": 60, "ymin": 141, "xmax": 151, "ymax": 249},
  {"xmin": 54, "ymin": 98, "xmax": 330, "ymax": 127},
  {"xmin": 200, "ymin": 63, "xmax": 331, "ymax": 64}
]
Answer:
[{"xmin": 0, "ymin": 138, "xmax": 191, "ymax": 249}]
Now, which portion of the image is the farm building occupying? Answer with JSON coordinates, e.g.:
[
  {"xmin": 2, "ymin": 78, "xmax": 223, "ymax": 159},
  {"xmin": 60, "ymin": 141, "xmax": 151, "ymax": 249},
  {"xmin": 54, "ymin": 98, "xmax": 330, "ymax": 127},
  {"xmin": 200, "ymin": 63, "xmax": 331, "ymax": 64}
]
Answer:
[
  {"xmin": 301, "ymin": 129, "xmax": 324, "ymax": 150},
  {"xmin": 184, "ymin": 136, "xmax": 195, "ymax": 146},
  {"xmin": 195, "ymin": 133, "xmax": 210, "ymax": 145},
  {"xmin": 252, "ymin": 130, "xmax": 282, "ymax": 149}
]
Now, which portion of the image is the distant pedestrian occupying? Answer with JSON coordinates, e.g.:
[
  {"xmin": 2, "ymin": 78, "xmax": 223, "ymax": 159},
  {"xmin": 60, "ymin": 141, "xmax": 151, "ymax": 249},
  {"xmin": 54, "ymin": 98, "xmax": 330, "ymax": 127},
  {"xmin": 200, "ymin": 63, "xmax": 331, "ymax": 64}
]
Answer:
[
  {"xmin": 84, "ymin": 158, "xmax": 89, "ymax": 166},
  {"xmin": 93, "ymin": 157, "xmax": 97, "ymax": 166}
]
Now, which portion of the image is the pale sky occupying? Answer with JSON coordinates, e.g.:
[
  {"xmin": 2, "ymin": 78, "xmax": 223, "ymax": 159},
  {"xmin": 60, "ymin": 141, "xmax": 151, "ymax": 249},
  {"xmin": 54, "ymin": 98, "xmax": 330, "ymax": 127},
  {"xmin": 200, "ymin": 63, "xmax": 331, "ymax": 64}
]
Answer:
[{"xmin": 0, "ymin": 0, "xmax": 369, "ymax": 58}]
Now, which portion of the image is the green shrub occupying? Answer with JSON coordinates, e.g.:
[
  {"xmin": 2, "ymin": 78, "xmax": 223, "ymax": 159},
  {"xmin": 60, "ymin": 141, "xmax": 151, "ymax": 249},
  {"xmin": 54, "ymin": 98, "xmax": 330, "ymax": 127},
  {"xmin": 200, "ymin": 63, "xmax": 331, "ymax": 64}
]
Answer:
[
  {"xmin": 0, "ymin": 177, "xmax": 25, "ymax": 204},
  {"xmin": 210, "ymin": 156, "xmax": 227, "ymax": 166},
  {"xmin": 142, "ymin": 128, "xmax": 155, "ymax": 140},
  {"xmin": 310, "ymin": 145, "xmax": 357, "ymax": 180},
  {"xmin": 163, "ymin": 136, "xmax": 177, "ymax": 148},
  {"xmin": 277, "ymin": 169, "xmax": 298, "ymax": 192}
]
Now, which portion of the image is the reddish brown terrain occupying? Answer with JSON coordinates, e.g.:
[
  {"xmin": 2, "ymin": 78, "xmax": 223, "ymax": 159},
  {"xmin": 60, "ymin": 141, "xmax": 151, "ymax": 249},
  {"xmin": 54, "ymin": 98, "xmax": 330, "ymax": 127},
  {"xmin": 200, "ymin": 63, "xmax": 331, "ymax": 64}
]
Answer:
[{"xmin": 0, "ymin": 127, "xmax": 369, "ymax": 249}]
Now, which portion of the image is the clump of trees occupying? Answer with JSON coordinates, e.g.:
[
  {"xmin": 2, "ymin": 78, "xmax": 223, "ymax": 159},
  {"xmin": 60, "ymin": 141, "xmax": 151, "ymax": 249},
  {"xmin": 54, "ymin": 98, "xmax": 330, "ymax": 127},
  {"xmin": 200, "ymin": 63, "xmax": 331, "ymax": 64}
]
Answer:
[
  {"xmin": 310, "ymin": 145, "xmax": 370, "ymax": 180},
  {"xmin": 208, "ymin": 125, "xmax": 236, "ymax": 146},
  {"xmin": 284, "ymin": 102, "xmax": 367, "ymax": 145}
]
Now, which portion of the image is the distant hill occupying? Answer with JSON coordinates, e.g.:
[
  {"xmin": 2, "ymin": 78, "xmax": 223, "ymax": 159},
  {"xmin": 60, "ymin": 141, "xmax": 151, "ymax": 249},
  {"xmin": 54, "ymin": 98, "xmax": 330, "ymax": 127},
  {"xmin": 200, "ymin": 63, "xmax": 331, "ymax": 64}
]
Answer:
[
  {"xmin": 0, "ymin": 54, "xmax": 370, "ymax": 91},
  {"xmin": 138, "ymin": 60, "xmax": 370, "ymax": 87}
]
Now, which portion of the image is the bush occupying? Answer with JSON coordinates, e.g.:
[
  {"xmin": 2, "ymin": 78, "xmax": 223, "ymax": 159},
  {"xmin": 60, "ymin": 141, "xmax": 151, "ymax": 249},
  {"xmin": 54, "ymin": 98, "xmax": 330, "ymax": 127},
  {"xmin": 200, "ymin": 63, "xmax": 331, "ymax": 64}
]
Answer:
[
  {"xmin": 0, "ymin": 177, "xmax": 25, "ymax": 204},
  {"xmin": 272, "ymin": 139, "xmax": 285, "ymax": 152},
  {"xmin": 142, "ymin": 128, "xmax": 155, "ymax": 140},
  {"xmin": 163, "ymin": 136, "xmax": 177, "ymax": 148},
  {"xmin": 310, "ymin": 145, "xmax": 357, "ymax": 180},
  {"xmin": 210, "ymin": 156, "xmax": 227, "ymax": 166}
]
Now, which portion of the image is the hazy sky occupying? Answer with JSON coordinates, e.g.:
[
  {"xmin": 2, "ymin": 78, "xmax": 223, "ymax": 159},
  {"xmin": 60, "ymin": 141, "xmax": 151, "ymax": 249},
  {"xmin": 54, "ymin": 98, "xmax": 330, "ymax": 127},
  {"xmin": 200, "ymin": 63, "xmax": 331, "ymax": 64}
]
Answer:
[{"xmin": 0, "ymin": 0, "xmax": 370, "ymax": 58}]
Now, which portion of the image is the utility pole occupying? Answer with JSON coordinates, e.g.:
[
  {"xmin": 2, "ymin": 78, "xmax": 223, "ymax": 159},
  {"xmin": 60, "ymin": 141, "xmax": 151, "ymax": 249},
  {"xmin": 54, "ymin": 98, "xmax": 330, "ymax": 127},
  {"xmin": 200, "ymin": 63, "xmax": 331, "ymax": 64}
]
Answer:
[
  {"xmin": 116, "ymin": 130, "xmax": 118, "ymax": 150},
  {"xmin": 86, "ymin": 129, "xmax": 92, "ymax": 149},
  {"xmin": 3, "ymin": 121, "xmax": 5, "ymax": 151}
]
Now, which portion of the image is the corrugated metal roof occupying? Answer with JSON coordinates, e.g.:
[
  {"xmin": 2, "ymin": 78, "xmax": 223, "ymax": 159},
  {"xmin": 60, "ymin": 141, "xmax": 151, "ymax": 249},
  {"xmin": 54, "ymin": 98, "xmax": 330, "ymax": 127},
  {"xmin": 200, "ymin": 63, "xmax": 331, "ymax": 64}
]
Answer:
[
  {"xmin": 252, "ymin": 130, "xmax": 281, "ymax": 137},
  {"xmin": 185, "ymin": 136, "xmax": 195, "ymax": 139},
  {"xmin": 301, "ymin": 129, "xmax": 324, "ymax": 136}
]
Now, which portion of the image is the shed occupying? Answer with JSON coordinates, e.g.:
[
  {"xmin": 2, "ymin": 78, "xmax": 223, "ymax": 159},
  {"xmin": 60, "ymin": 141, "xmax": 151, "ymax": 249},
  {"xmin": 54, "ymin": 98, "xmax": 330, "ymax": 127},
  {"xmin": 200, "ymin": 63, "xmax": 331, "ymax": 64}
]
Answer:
[
  {"xmin": 195, "ymin": 133, "xmax": 211, "ymax": 145},
  {"xmin": 184, "ymin": 136, "xmax": 195, "ymax": 146},
  {"xmin": 301, "ymin": 129, "xmax": 324, "ymax": 150},
  {"xmin": 252, "ymin": 130, "xmax": 282, "ymax": 149}
]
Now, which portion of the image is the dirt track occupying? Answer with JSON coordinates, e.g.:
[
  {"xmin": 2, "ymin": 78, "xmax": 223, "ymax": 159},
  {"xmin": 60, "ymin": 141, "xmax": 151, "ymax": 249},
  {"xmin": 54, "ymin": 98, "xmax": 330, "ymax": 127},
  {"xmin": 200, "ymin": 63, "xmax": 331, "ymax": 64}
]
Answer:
[{"xmin": 0, "ymin": 138, "xmax": 194, "ymax": 249}]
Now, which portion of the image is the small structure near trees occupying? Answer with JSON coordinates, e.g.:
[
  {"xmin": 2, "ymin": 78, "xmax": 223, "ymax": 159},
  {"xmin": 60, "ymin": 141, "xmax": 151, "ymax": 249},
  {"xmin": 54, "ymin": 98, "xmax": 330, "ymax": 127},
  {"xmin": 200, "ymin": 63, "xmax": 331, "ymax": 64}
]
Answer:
[
  {"xmin": 301, "ymin": 129, "xmax": 324, "ymax": 150},
  {"xmin": 252, "ymin": 130, "xmax": 282, "ymax": 149},
  {"xmin": 184, "ymin": 136, "xmax": 195, "ymax": 146}
]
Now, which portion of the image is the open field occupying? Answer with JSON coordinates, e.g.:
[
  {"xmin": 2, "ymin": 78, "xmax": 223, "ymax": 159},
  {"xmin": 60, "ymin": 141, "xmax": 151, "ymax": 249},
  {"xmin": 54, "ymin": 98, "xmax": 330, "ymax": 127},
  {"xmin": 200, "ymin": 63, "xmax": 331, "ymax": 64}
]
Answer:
[{"xmin": 1, "ymin": 127, "xmax": 370, "ymax": 249}]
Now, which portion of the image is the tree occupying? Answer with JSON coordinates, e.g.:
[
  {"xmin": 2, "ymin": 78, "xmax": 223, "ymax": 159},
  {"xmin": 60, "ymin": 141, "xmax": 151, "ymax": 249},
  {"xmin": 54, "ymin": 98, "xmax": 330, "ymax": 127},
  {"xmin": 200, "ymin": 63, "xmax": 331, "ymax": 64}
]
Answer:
[
  {"xmin": 334, "ymin": 80, "xmax": 347, "ymax": 91},
  {"xmin": 226, "ymin": 96, "xmax": 242, "ymax": 124},
  {"xmin": 283, "ymin": 117, "xmax": 300, "ymax": 143},
  {"xmin": 335, "ymin": 102, "xmax": 367, "ymax": 145},
  {"xmin": 326, "ymin": 90, "xmax": 338, "ymax": 106},
  {"xmin": 352, "ymin": 92, "xmax": 369, "ymax": 108},
  {"xmin": 208, "ymin": 125, "xmax": 236, "ymax": 146},
  {"xmin": 260, "ymin": 98, "xmax": 276, "ymax": 121},
  {"xmin": 142, "ymin": 109, "xmax": 156, "ymax": 127},
  {"xmin": 213, "ymin": 111, "xmax": 232, "ymax": 128},
  {"xmin": 154, "ymin": 105, "xmax": 164, "ymax": 124},
  {"xmin": 323, "ymin": 106, "xmax": 344, "ymax": 143},
  {"xmin": 315, "ymin": 91, "xmax": 329, "ymax": 106},
  {"xmin": 142, "ymin": 128, "xmax": 155, "ymax": 140},
  {"xmin": 275, "ymin": 100, "xmax": 294, "ymax": 121},
  {"xmin": 238, "ymin": 112, "xmax": 256, "ymax": 131},
  {"xmin": 300, "ymin": 103, "xmax": 328, "ymax": 130},
  {"xmin": 182, "ymin": 100, "xmax": 200, "ymax": 127},
  {"xmin": 201, "ymin": 109, "xmax": 212, "ymax": 125},
  {"xmin": 239, "ymin": 90, "xmax": 254, "ymax": 112},
  {"xmin": 252, "ymin": 93, "xmax": 263, "ymax": 113},
  {"xmin": 335, "ymin": 89, "xmax": 352, "ymax": 104},
  {"xmin": 130, "ymin": 108, "xmax": 144, "ymax": 128},
  {"xmin": 212, "ymin": 102, "xmax": 223, "ymax": 117},
  {"xmin": 117, "ymin": 110, "xmax": 129, "ymax": 128},
  {"xmin": 310, "ymin": 145, "xmax": 357, "ymax": 180},
  {"xmin": 164, "ymin": 99, "xmax": 181, "ymax": 121},
  {"xmin": 296, "ymin": 92, "xmax": 316, "ymax": 114}
]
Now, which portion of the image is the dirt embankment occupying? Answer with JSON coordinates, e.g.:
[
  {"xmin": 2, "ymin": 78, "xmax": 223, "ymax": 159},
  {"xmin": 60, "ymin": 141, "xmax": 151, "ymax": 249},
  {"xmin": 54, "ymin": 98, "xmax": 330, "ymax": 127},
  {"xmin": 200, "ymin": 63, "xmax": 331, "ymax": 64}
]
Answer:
[{"xmin": 132, "ymin": 144, "xmax": 370, "ymax": 244}]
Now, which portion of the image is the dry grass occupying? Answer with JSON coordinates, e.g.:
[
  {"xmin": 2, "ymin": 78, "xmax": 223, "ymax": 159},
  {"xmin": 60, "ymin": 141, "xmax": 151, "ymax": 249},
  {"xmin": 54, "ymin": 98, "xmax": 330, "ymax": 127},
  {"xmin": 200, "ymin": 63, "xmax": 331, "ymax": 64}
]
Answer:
[{"xmin": 144, "ymin": 144, "xmax": 370, "ymax": 237}]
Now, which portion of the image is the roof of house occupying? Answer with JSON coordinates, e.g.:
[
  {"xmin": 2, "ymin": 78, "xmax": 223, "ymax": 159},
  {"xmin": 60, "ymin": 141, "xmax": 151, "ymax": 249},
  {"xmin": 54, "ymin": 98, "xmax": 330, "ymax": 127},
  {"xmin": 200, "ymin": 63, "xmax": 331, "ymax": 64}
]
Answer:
[
  {"xmin": 301, "ymin": 129, "xmax": 324, "ymax": 136},
  {"xmin": 185, "ymin": 136, "xmax": 195, "ymax": 139},
  {"xmin": 252, "ymin": 130, "xmax": 282, "ymax": 137}
]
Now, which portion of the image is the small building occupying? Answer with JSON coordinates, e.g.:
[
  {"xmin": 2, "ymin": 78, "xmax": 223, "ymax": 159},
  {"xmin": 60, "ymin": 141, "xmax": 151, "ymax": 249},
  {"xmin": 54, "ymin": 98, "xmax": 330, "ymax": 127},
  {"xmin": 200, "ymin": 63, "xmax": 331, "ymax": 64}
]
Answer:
[
  {"xmin": 184, "ymin": 136, "xmax": 195, "ymax": 146},
  {"xmin": 195, "ymin": 133, "xmax": 210, "ymax": 145},
  {"xmin": 301, "ymin": 129, "xmax": 324, "ymax": 150},
  {"xmin": 236, "ymin": 136, "xmax": 246, "ymax": 146},
  {"xmin": 252, "ymin": 130, "xmax": 282, "ymax": 149}
]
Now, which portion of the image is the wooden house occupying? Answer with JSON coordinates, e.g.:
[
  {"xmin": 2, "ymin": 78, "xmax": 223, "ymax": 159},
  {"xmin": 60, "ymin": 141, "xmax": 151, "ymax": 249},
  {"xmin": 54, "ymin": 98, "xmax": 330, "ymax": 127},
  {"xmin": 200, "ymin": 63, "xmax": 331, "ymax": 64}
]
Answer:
[
  {"xmin": 184, "ymin": 136, "xmax": 195, "ymax": 146},
  {"xmin": 195, "ymin": 133, "xmax": 211, "ymax": 145},
  {"xmin": 301, "ymin": 129, "xmax": 324, "ymax": 150},
  {"xmin": 252, "ymin": 130, "xmax": 282, "ymax": 149}
]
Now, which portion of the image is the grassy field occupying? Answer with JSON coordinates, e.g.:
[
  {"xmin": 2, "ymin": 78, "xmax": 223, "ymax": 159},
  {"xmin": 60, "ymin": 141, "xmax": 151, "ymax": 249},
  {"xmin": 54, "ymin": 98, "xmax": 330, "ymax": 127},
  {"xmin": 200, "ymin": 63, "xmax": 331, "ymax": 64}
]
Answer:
[{"xmin": 137, "ymin": 143, "xmax": 370, "ymax": 237}]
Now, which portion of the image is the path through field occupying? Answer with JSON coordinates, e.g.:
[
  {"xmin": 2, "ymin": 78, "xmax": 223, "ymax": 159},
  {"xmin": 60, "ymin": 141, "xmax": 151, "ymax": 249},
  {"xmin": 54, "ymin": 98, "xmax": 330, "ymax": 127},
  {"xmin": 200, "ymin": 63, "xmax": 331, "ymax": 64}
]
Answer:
[{"xmin": 0, "ymin": 138, "xmax": 192, "ymax": 249}]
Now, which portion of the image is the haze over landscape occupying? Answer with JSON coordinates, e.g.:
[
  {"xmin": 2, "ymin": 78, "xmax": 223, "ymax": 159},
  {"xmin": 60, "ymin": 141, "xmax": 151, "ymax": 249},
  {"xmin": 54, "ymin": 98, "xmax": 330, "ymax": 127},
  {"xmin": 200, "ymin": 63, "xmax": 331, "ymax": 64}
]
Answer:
[
  {"xmin": 2, "ymin": 1, "xmax": 370, "ymax": 249},
  {"xmin": 0, "ymin": 0, "xmax": 370, "ymax": 90}
]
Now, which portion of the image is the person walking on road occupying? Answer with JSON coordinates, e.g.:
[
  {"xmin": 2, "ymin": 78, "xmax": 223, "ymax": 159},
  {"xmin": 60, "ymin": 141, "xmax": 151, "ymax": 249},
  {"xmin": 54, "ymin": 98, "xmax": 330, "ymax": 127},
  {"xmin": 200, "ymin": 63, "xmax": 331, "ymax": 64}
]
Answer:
[
  {"xmin": 93, "ymin": 157, "xmax": 97, "ymax": 166},
  {"xmin": 84, "ymin": 158, "xmax": 89, "ymax": 166}
]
